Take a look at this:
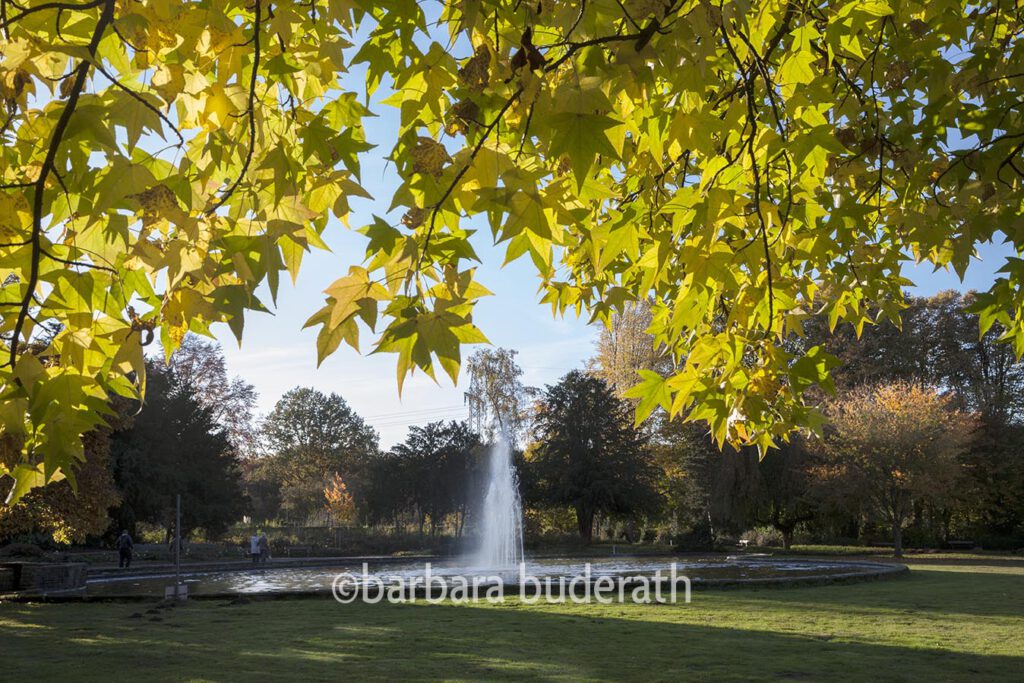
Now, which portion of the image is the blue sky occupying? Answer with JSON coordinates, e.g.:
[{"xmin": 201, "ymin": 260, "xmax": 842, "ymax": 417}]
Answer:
[
  {"xmin": 209, "ymin": 64, "xmax": 1016, "ymax": 448},
  {"xmin": 212, "ymin": 94, "xmax": 599, "ymax": 446}
]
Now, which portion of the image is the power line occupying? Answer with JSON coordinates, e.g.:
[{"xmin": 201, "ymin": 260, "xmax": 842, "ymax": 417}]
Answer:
[
  {"xmin": 371, "ymin": 411, "xmax": 469, "ymax": 428},
  {"xmin": 362, "ymin": 404, "xmax": 466, "ymax": 420}
]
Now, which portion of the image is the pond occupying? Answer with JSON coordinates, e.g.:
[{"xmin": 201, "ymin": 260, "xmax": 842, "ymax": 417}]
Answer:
[{"xmin": 85, "ymin": 555, "xmax": 900, "ymax": 597}]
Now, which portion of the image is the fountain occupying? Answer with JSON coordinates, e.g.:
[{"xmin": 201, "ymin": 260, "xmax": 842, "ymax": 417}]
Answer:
[
  {"xmin": 80, "ymin": 440, "xmax": 907, "ymax": 599},
  {"xmin": 470, "ymin": 438, "xmax": 524, "ymax": 570}
]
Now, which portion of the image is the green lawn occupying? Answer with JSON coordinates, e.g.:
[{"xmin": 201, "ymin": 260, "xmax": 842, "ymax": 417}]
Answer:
[{"xmin": 2, "ymin": 559, "xmax": 1022, "ymax": 681}]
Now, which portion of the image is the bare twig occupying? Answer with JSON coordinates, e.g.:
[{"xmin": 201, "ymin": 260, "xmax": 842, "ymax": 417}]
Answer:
[
  {"xmin": 515, "ymin": 102, "xmax": 535, "ymax": 162},
  {"xmin": 41, "ymin": 247, "xmax": 117, "ymax": 274},
  {"xmin": 563, "ymin": 0, "xmax": 587, "ymax": 42}
]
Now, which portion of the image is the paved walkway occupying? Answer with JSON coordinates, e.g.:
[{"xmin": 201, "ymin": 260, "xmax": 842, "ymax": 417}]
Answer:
[{"xmin": 88, "ymin": 554, "xmax": 438, "ymax": 580}]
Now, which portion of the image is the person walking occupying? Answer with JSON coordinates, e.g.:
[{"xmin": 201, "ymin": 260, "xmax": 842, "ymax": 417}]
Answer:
[
  {"xmin": 249, "ymin": 533, "xmax": 260, "ymax": 564},
  {"xmin": 258, "ymin": 531, "xmax": 270, "ymax": 563},
  {"xmin": 115, "ymin": 530, "xmax": 134, "ymax": 569}
]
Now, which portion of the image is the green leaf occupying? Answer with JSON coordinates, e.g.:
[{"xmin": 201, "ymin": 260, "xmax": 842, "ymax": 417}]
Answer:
[
  {"xmin": 623, "ymin": 370, "xmax": 671, "ymax": 425},
  {"xmin": 5, "ymin": 463, "xmax": 65, "ymax": 506},
  {"xmin": 547, "ymin": 112, "xmax": 619, "ymax": 189}
]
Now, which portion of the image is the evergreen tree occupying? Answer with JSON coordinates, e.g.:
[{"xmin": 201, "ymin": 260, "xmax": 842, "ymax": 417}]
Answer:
[
  {"xmin": 110, "ymin": 365, "xmax": 245, "ymax": 539},
  {"xmin": 530, "ymin": 371, "xmax": 661, "ymax": 542}
]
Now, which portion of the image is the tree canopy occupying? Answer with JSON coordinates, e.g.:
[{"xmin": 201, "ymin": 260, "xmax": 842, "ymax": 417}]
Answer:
[
  {"xmin": 257, "ymin": 386, "xmax": 378, "ymax": 523},
  {"xmin": 464, "ymin": 347, "xmax": 535, "ymax": 444},
  {"xmin": 822, "ymin": 381, "xmax": 974, "ymax": 557},
  {"xmin": 530, "ymin": 370, "xmax": 661, "ymax": 541},
  {"xmin": 109, "ymin": 363, "xmax": 245, "ymax": 539},
  {"xmin": 0, "ymin": 0, "xmax": 368, "ymax": 500},
  {"xmin": 3, "ymin": 0, "xmax": 1024, "ymax": 499}
]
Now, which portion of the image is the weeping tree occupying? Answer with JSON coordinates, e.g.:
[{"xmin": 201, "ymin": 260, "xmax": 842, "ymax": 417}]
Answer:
[
  {"xmin": 464, "ymin": 347, "xmax": 536, "ymax": 445},
  {"xmin": 750, "ymin": 438, "xmax": 819, "ymax": 550}
]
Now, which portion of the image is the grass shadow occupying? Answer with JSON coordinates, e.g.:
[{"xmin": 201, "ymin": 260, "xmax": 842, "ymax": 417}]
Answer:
[{"xmin": 1, "ymin": 562, "xmax": 1021, "ymax": 681}]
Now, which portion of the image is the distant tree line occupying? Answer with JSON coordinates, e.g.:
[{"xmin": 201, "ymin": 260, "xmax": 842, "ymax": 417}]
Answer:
[
  {"xmin": 592, "ymin": 291, "xmax": 1024, "ymax": 554},
  {"xmin": 2, "ymin": 292, "xmax": 1021, "ymax": 557}
]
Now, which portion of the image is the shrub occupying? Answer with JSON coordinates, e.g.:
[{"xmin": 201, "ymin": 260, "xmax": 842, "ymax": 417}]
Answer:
[{"xmin": 0, "ymin": 543, "xmax": 46, "ymax": 558}]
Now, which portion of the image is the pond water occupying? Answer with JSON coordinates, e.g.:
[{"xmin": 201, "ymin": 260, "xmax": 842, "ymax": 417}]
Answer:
[{"xmin": 86, "ymin": 556, "xmax": 891, "ymax": 597}]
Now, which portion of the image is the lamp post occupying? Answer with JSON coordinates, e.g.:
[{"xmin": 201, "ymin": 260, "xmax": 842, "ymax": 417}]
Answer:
[
  {"xmin": 165, "ymin": 493, "xmax": 187, "ymax": 601},
  {"xmin": 175, "ymin": 493, "xmax": 181, "ymax": 592}
]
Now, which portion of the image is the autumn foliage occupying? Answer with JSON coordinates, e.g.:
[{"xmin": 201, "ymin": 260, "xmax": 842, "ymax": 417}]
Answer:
[
  {"xmin": 323, "ymin": 473, "xmax": 356, "ymax": 523},
  {"xmin": 3, "ymin": 0, "xmax": 1024, "ymax": 501},
  {"xmin": 821, "ymin": 382, "xmax": 975, "ymax": 556}
]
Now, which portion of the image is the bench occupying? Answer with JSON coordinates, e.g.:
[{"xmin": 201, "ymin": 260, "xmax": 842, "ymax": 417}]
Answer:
[
  {"xmin": 947, "ymin": 540, "xmax": 976, "ymax": 550},
  {"xmin": 284, "ymin": 545, "xmax": 312, "ymax": 557}
]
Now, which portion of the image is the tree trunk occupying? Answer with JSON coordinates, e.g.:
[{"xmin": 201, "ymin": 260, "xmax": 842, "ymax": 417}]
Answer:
[
  {"xmin": 940, "ymin": 508, "xmax": 952, "ymax": 546},
  {"xmin": 892, "ymin": 519, "xmax": 904, "ymax": 559},
  {"xmin": 576, "ymin": 506, "xmax": 594, "ymax": 543},
  {"xmin": 705, "ymin": 509, "xmax": 716, "ymax": 551},
  {"xmin": 781, "ymin": 528, "xmax": 794, "ymax": 551}
]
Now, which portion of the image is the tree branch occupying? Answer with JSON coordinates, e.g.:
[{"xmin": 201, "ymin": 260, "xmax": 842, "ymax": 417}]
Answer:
[
  {"xmin": 8, "ymin": 0, "xmax": 114, "ymax": 368},
  {"xmin": 0, "ymin": 0, "xmax": 102, "ymax": 32},
  {"xmin": 40, "ymin": 247, "xmax": 117, "ymax": 274},
  {"xmin": 205, "ymin": 0, "xmax": 263, "ymax": 215},
  {"xmin": 416, "ymin": 87, "xmax": 524, "ymax": 278},
  {"xmin": 92, "ymin": 61, "xmax": 184, "ymax": 146}
]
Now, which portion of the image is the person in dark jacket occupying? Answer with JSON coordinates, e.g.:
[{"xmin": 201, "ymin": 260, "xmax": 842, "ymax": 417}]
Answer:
[{"xmin": 115, "ymin": 530, "xmax": 134, "ymax": 569}]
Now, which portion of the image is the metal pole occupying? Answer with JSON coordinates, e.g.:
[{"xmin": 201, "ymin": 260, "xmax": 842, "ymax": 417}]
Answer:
[{"xmin": 175, "ymin": 493, "xmax": 181, "ymax": 595}]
